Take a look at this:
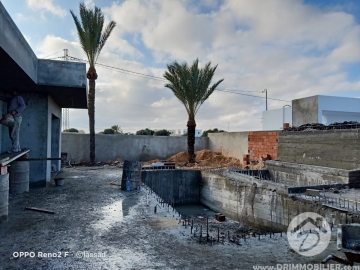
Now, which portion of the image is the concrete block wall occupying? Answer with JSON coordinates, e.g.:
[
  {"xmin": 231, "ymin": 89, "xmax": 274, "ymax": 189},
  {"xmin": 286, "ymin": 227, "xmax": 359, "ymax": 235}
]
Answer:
[
  {"xmin": 247, "ymin": 131, "xmax": 279, "ymax": 163},
  {"xmin": 277, "ymin": 130, "xmax": 360, "ymax": 170}
]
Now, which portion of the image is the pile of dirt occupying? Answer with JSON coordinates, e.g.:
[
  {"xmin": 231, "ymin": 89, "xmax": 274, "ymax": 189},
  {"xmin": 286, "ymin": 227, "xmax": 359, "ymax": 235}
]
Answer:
[
  {"xmin": 166, "ymin": 149, "xmax": 243, "ymax": 167},
  {"xmin": 167, "ymin": 151, "xmax": 188, "ymax": 164}
]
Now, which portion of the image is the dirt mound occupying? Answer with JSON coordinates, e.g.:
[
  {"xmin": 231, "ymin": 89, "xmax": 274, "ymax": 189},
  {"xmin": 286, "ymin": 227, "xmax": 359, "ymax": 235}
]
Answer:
[
  {"xmin": 166, "ymin": 149, "xmax": 243, "ymax": 168},
  {"xmin": 167, "ymin": 151, "xmax": 188, "ymax": 163}
]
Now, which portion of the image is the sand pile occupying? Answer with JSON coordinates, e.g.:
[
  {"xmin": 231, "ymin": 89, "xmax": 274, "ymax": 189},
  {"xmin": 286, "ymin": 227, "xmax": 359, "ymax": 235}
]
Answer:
[
  {"xmin": 167, "ymin": 149, "xmax": 243, "ymax": 167},
  {"xmin": 167, "ymin": 151, "xmax": 188, "ymax": 163}
]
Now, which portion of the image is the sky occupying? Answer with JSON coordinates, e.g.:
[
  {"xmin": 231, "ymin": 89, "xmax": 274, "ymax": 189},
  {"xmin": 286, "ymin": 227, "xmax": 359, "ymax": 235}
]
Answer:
[{"xmin": 2, "ymin": 0, "xmax": 360, "ymax": 134}]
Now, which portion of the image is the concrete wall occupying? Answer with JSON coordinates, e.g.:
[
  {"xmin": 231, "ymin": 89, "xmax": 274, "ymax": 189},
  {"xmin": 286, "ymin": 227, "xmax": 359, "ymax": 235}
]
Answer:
[
  {"xmin": 277, "ymin": 129, "xmax": 360, "ymax": 170},
  {"xmin": 0, "ymin": 2, "xmax": 37, "ymax": 83},
  {"xmin": 292, "ymin": 95, "xmax": 360, "ymax": 127},
  {"xmin": 2, "ymin": 93, "xmax": 48, "ymax": 186},
  {"xmin": 47, "ymin": 95, "xmax": 61, "ymax": 181},
  {"xmin": 266, "ymin": 160, "xmax": 360, "ymax": 187},
  {"xmin": 201, "ymin": 171, "xmax": 359, "ymax": 231},
  {"xmin": 142, "ymin": 170, "xmax": 200, "ymax": 205},
  {"xmin": 292, "ymin": 96, "xmax": 318, "ymax": 127},
  {"xmin": 262, "ymin": 107, "xmax": 292, "ymax": 130},
  {"xmin": 38, "ymin": 60, "xmax": 86, "ymax": 88},
  {"xmin": 208, "ymin": 132, "xmax": 248, "ymax": 160},
  {"xmin": 318, "ymin": 96, "xmax": 360, "ymax": 125},
  {"xmin": 1, "ymin": 93, "xmax": 62, "ymax": 186},
  {"xmin": 61, "ymin": 133, "xmax": 209, "ymax": 162}
]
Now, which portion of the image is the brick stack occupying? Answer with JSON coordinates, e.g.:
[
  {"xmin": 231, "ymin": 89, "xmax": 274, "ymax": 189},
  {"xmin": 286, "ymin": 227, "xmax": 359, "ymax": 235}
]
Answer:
[{"xmin": 247, "ymin": 131, "xmax": 279, "ymax": 163}]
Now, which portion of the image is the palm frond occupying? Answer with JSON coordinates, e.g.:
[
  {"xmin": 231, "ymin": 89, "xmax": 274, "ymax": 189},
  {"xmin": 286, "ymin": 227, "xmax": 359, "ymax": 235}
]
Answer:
[
  {"xmin": 70, "ymin": 2, "xmax": 116, "ymax": 68},
  {"xmin": 164, "ymin": 59, "xmax": 223, "ymax": 118}
]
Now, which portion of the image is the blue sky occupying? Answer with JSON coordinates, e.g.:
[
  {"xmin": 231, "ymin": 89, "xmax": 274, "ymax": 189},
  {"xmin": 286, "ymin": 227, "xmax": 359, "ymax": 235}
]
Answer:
[{"xmin": 2, "ymin": 0, "xmax": 360, "ymax": 133}]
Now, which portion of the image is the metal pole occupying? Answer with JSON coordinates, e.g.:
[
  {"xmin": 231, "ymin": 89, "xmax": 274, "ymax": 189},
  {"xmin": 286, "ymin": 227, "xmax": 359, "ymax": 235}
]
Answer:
[{"xmin": 263, "ymin": 89, "xmax": 268, "ymax": 111}]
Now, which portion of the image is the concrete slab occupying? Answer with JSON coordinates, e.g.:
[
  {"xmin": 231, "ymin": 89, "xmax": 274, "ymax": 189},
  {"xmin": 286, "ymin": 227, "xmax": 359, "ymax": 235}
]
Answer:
[{"xmin": 0, "ymin": 167, "xmax": 351, "ymax": 269}]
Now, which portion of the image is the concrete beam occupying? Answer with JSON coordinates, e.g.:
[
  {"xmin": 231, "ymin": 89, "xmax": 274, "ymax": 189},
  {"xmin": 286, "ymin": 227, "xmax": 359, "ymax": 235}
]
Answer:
[{"xmin": 37, "ymin": 60, "xmax": 86, "ymax": 89}]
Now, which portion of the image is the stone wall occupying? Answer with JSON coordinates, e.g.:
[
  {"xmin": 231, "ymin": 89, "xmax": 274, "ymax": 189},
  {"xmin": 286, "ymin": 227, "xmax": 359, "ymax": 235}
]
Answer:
[{"xmin": 277, "ymin": 129, "xmax": 360, "ymax": 170}]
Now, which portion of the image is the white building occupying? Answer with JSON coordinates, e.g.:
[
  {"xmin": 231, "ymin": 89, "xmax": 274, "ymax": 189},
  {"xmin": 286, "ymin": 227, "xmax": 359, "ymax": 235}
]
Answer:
[
  {"xmin": 262, "ymin": 95, "xmax": 360, "ymax": 130},
  {"xmin": 182, "ymin": 129, "xmax": 202, "ymax": 137},
  {"xmin": 262, "ymin": 107, "xmax": 292, "ymax": 130}
]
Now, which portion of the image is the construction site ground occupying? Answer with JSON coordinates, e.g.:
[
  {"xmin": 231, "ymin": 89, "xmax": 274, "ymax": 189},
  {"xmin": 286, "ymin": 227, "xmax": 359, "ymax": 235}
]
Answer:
[{"xmin": 0, "ymin": 167, "xmax": 352, "ymax": 270}]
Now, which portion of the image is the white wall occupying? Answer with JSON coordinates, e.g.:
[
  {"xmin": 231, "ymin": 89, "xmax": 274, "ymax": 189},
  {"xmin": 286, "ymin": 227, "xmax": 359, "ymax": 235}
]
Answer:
[
  {"xmin": 318, "ymin": 96, "xmax": 360, "ymax": 125},
  {"xmin": 208, "ymin": 132, "xmax": 248, "ymax": 160},
  {"xmin": 262, "ymin": 107, "xmax": 292, "ymax": 130}
]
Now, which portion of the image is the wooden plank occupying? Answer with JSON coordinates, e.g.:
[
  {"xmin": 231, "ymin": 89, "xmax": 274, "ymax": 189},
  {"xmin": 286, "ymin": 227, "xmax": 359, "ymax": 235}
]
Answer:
[{"xmin": 0, "ymin": 148, "xmax": 30, "ymax": 166}]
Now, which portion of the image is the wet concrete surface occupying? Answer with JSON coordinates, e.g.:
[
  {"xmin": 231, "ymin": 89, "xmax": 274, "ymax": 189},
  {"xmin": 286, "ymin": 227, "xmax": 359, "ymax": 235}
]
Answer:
[{"xmin": 0, "ymin": 167, "xmax": 355, "ymax": 269}]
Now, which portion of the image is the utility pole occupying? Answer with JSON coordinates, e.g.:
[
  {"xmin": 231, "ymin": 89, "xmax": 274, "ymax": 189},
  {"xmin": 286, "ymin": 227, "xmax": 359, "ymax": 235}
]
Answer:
[
  {"xmin": 262, "ymin": 89, "xmax": 268, "ymax": 111},
  {"xmin": 62, "ymin": 109, "xmax": 69, "ymax": 131},
  {"xmin": 62, "ymin": 49, "xmax": 70, "ymax": 131},
  {"xmin": 63, "ymin": 48, "xmax": 69, "ymax": 61}
]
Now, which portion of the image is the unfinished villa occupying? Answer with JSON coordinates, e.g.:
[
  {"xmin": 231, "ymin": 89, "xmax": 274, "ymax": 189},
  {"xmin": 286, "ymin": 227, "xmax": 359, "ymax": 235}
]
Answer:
[{"xmin": 1, "ymin": 1, "xmax": 360, "ymax": 269}]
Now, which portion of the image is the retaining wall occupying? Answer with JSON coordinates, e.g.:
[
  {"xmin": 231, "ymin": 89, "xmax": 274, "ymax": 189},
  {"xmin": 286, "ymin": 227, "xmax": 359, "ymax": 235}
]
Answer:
[
  {"xmin": 200, "ymin": 171, "xmax": 360, "ymax": 231},
  {"xmin": 265, "ymin": 160, "xmax": 360, "ymax": 187},
  {"xmin": 141, "ymin": 170, "xmax": 200, "ymax": 205}
]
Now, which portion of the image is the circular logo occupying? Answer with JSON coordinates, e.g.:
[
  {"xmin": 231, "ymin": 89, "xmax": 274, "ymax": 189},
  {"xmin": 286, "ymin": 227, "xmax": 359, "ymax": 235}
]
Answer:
[{"xmin": 287, "ymin": 212, "xmax": 331, "ymax": 257}]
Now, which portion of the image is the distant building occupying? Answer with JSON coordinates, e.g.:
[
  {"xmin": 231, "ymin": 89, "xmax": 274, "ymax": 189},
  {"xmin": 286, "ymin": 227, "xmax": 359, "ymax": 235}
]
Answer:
[
  {"xmin": 166, "ymin": 129, "xmax": 203, "ymax": 137},
  {"xmin": 262, "ymin": 107, "xmax": 292, "ymax": 130},
  {"xmin": 182, "ymin": 129, "xmax": 202, "ymax": 137},
  {"xmin": 262, "ymin": 95, "xmax": 360, "ymax": 130}
]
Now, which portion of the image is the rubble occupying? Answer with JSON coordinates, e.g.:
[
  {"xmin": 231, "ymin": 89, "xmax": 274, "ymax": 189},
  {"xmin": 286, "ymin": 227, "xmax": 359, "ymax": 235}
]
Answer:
[{"xmin": 285, "ymin": 121, "xmax": 360, "ymax": 132}]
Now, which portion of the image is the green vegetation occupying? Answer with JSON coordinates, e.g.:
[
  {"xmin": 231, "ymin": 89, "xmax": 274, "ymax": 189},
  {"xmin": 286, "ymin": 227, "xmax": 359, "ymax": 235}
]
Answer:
[
  {"xmin": 63, "ymin": 128, "xmax": 79, "ymax": 133},
  {"xmin": 136, "ymin": 128, "xmax": 155, "ymax": 135},
  {"xmin": 154, "ymin": 129, "xmax": 171, "ymax": 136},
  {"xmin": 163, "ymin": 59, "xmax": 224, "ymax": 163},
  {"xmin": 100, "ymin": 125, "xmax": 123, "ymax": 134},
  {"xmin": 202, "ymin": 128, "xmax": 225, "ymax": 137}
]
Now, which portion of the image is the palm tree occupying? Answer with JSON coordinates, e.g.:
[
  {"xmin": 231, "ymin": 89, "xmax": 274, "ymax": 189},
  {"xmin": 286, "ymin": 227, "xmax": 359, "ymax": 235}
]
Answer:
[
  {"xmin": 70, "ymin": 3, "xmax": 116, "ymax": 164},
  {"xmin": 163, "ymin": 59, "xmax": 224, "ymax": 163}
]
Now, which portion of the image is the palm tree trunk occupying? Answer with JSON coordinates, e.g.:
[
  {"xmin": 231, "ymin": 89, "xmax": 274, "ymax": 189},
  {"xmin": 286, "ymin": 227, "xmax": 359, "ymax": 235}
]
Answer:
[
  {"xmin": 87, "ymin": 67, "xmax": 98, "ymax": 164},
  {"xmin": 187, "ymin": 118, "xmax": 196, "ymax": 163}
]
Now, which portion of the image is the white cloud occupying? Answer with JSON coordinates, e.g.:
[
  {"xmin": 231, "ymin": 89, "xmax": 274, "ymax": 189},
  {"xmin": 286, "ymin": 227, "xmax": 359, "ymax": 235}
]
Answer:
[
  {"xmin": 84, "ymin": 0, "xmax": 95, "ymax": 9},
  {"xmin": 26, "ymin": 0, "xmax": 66, "ymax": 17},
  {"xmin": 32, "ymin": 0, "xmax": 360, "ymax": 133},
  {"xmin": 36, "ymin": 35, "xmax": 84, "ymax": 59}
]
